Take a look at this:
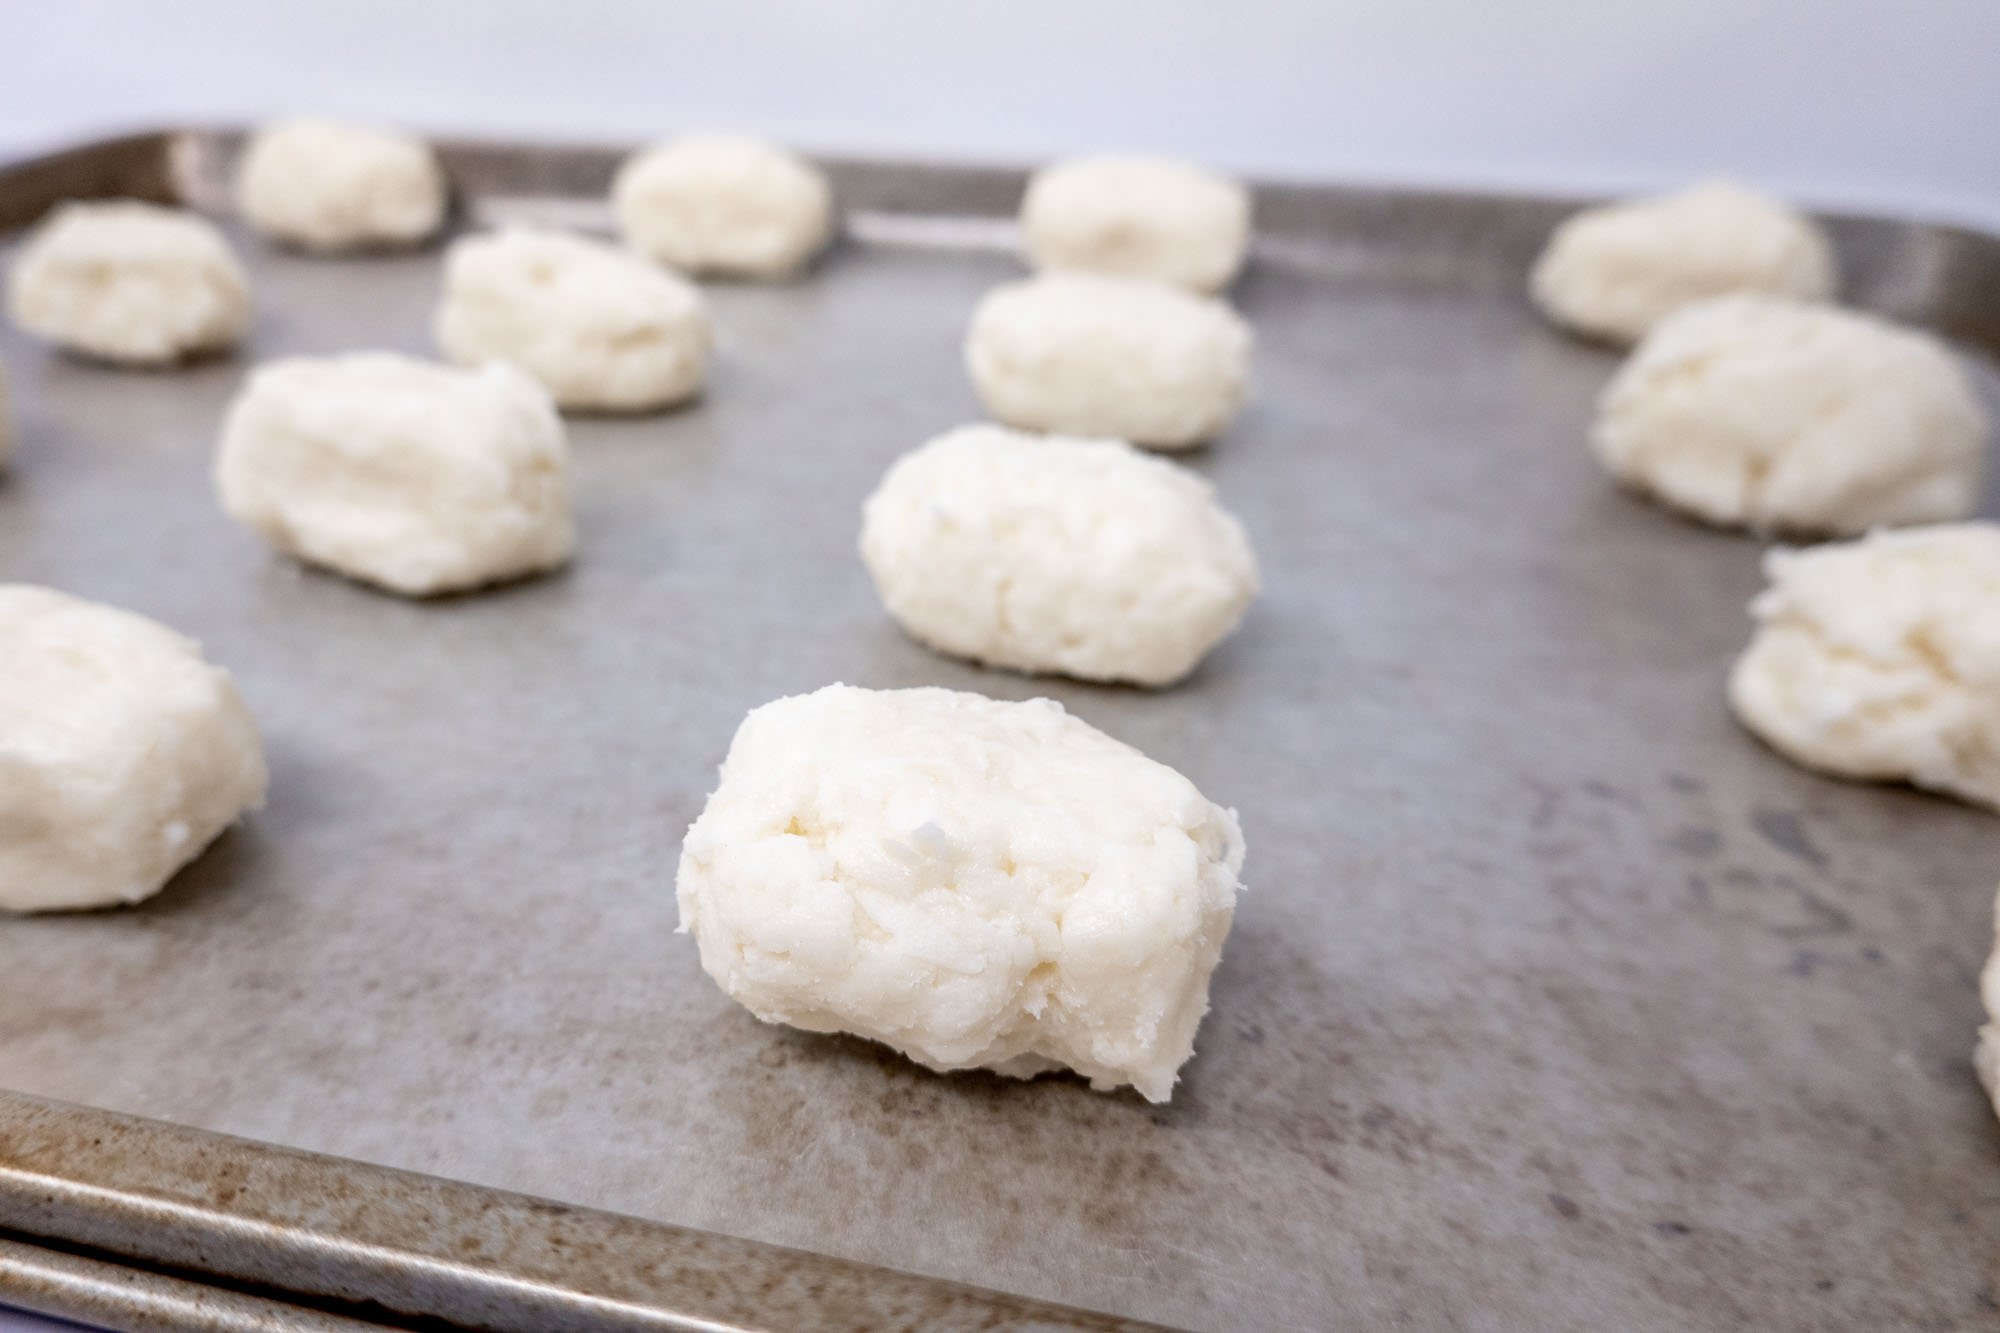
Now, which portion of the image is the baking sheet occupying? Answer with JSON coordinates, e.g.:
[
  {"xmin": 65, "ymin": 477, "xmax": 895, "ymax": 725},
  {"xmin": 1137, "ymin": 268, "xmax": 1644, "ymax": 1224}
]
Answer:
[{"xmin": 5, "ymin": 130, "xmax": 2000, "ymax": 1331}]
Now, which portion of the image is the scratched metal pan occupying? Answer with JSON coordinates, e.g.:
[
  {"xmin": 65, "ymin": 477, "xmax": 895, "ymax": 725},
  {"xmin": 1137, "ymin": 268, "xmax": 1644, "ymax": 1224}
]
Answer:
[{"xmin": 2, "ymin": 129, "xmax": 2000, "ymax": 1333}]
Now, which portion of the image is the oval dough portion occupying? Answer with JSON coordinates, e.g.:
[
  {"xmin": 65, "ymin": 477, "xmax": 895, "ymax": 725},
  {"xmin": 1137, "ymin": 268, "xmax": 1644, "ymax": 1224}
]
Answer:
[
  {"xmin": 1592, "ymin": 295, "xmax": 1987, "ymax": 535},
  {"xmin": 216, "ymin": 353, "xmax": 574, "ymax": 597},
  {"xmin": 676, "ymin": 683, "xmax": 1246, "ymax": 1102},
  {"xmin": 861, "ymin": 424, "xmax": 1258, "ymax": 686},
  {"xmin": 612, "ymin": 134, "xmax": 834, "ymax": 278},
  {"xmin": 235, "ymin": 117, "xmax": 447, "ymax": 252},
  {"xmin": 435, "ymin": 226, "xmax": 711, "ymax": 412},
  {"xmin": 7, "ymin": 201, "xmax": 251, "ymax": 365},
  {"xmin": 1531, "ymin": 180, "xmax": 1835, "ymax": 346},
  {"xmin": 965, "ymin": 272, "xmax": 1251, "ymax": 450},
  {"xmin": 1729, "ymin": 523, "xmax": 2000, "ymax": 809},
  {"xmin": 0, "ymin": 585, "xmax": 267, "ymax": 914},
  {"xmin": 1022, "ymin": 154, "xmax": 1251, "ymax": 294}
]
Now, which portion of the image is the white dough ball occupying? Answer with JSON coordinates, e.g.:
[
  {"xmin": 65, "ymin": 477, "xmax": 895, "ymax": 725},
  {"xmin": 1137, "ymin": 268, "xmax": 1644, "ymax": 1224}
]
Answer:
[
  {"xmin": 1592, "ymin": 296, "xmax": 1987, "ymax": 535},
  {"xmin": 216, "ymin": 353, "xmax": 574, "ymax": 597},
  {"xmin": 965, "ymin": 273, "xmax": 1251, "ymax": 450},
  {"xmin": 435, "ymin": 227, "xmax": 711, "ymax": 413},
  {"xmin": 235, "ymin": 118, "xmax": 446, "ymax": 252},
  {"xmin": 1022, "ymin": 154, "xmax": 1251, "ymax": 294},
  {"xmin": 612, "ymin": 134, "xmax": 834, "ymax": 278},
  {"xmin": 0, "ymin": 586, "xmax": 266, "ymax": 914},
  {"xmin": 677, "ymin": 684, "xmax": 1245, "ymax": 1102},
  {"xmin": 1979, "ymin": 887, "xmax": 2000, "ymax": 1119},
  {"xmin": 1531, "ymin": 180, "xmax": 1836, "ymax": 346},
  {"xmin": 6, "ymin": 201, "xmax": 251, "ymax": 365},
  {"xmin": 860, "ymin": 424, "xmax": 1258, "ymax": 686},
  {"xmin": 1729, "ymin": 523, "xmax": 2000, "ymax": 810}
]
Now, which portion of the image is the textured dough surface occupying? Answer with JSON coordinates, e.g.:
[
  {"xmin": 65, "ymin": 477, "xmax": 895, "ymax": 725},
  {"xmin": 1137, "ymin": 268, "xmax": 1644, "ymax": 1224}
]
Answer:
[
  {"xmin": 0, "ymin": 585, "xmax": 266, "ymax": 914},
  {"xmin": 1022, "ymin": 154, "xmax": 1251, "ymax": 294},
  {"xmin": 1531, "ymin": 180, "xmax": 1835, "ymax": 345},
  {"xmin": 435, "ymin": 227, "xmax": 711, "ymax": 412},
  {"xmin": 677, "ymin": 684, "xmax": 1246, "ymax": 1101},
  {"xmin": 966, "ymin": 273, "xmax": 1251, "ymax": 449},
  {"xmin": 1980, "ymin": 886, "xmax": 2000, "ymax": 1119},
  {"xmin": 235, "ymin": 117, "xmax": 446, "ymax": 252},
  {"xmin": 1592, "ymin": 295, "xmax": 1987, "ymax": 535},
  {"xmin": 6, "ymin": 201, "xmax": 251, "ymax": 365},
  {"xmin": 216, "ymin": 353, "xmax": 574, "ymax": 597},
  {"xmin": 1729, "ymin": 524, "xmax": 2000, "ymax": 810},
  {"xmin": 612, "ymin": 134, "xmax": 833, "ymax": 278},
  {"xmin": 860, "ymin": 424, "xmax": 1258, "ymax": 685}
]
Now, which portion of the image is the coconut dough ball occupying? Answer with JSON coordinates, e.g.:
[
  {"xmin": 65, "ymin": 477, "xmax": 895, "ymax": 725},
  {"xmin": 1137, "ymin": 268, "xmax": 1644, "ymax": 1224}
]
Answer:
[
  {"xmin": 677, "ymin": 684, "xmax": 1245, "ymax": 1101},
  {"xmin": 966, "ymin": 273, "xmax": 1251, "ymax": 450},
  {"xmin": 0, "ymin": 586, "xmax": 266, "ymax": 914},
  {"xmin": 235, "ymin": 118, "xmax": 447, "ymax": 252},
  {"xmin": 1592, "ymin": 296, "xmax": 1987, "ymax": 535},
  {"xmin": 1729, "ymin": 524, "xmax": 2000, "ymax": 810},
  {"xmin": 861, "ymin": 425, "xmax": 1258, "ymax": 686},
  {"xmin": 435, "ymin": 227, "xmax": 711, "ymax": 413},
  {"xmin": 1022, "ymin": 155, "xmax": 1251, "ymax": 294},
  {"xmin": 1531, "ymin": 180, "xmax": 1835, "ymax": 346},
  {"xmin": 217, "ymin": 353, "xmax": 574, "ymax": 597},
  {"xmin": 7, "ymin": 201, "xmax": 251, "ymax": 365},
  {"xmin": 1979, "ymin": 888, "xmax": 2000, "ymax": 1119},
  {"xmin": 612, "ymin": 134, "xmax": 834, "ymax": 279}
]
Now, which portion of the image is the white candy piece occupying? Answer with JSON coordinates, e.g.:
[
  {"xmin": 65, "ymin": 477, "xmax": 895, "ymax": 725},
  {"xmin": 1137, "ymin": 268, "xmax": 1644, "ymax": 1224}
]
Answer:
[
  {"xmin": 1022, "ymin": 154, "xmax": 1251, "ymax": 294},
  {"xmin": 677, "ymin": 684, "xmax": 1246, "ymax": 1102},
  {"xmin": 235, "ymin": 118, "xmax": 447, "ymax": 252},
  {"xmin": 1531, "ymin": 180, "xmax": 1836, "ymax": 346},
  {"xmin": 1978, "ymin": 887, "xmax": 2000, "ymax": 1119},
  {"xmin": 7, "ymin": 201, "xmax": 251, "ymax": 365},
  {"xmin": 861, "ymin": 425, "xmax": 1258, "ymax": 686},
  {"xmin": 1730, "ymin": 524, "xmax": 2000, "ymax": 810},
  {"xmin": 0, "ymin": 586, "xmax": 267, "ymax": 914},
  {"xmin": 612, "ymin": 135, "xmax": 834, "ymax": 279},
  {"xmin": 435, "ymin": 227, "xmax": 711, "ymax": 413},
  {"xmin": 216, "ymin": 353, "xmax": 574, "ymax": 597},
  {"xmin": 1592, "ymin": 296, "xmax": 1987, "ymax": 535},
  {"xmin": 966, "ymin": 273, "xmax": 1251, "ymax": 450}
]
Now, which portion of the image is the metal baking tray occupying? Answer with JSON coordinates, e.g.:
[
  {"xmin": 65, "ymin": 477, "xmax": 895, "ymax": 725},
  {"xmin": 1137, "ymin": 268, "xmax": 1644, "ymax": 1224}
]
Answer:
[{"xmin": 4, "ymin": 129, "xmax": 2000, "ymax": 1333}]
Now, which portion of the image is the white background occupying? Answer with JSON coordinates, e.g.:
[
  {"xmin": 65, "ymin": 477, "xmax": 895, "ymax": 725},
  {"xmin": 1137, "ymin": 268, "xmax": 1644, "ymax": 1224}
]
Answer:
[{"xmin": 2, "ymin": 2, "xmax": 1997, "ymax": 1329}]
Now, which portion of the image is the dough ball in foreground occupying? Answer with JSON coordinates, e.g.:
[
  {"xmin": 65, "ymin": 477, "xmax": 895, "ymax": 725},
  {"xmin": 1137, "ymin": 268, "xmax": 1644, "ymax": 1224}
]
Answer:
[
  {"xmin": 435, "ymin": 227, "xmax": 711, "ymax": 412},
  {"xmin": 0, "ymin": 586, "xmax": 266, "ymax": 914},
  {"xmin": 1979, "ymin": 888, "xmax": 2000, "ymax": 1119},
  {"xmin": 1531, "ymin": 180, "xmax": 1835, "ymax": 346},
  {"xmin": 235, "ymin": 117, "xmax": 446, "ymax": 252},
  {"xmin": 860, "ymin": 424, "xmax": 1258, "ymax": 686},
  {"xmin": 678, "ymin": 685, "xmax": 1246, "ymax": 1102},
  {"xmin": 1022, "ymin": 154, "xmax": 1251, "ymax": 294},
  {"xmin": 7, "ymin": 201, "xmax": 251, "ymax": 365},
  {"xmin": 217, "ymin": 353, "xmax": 574, "ymax": 597},
  {"xmin": 1592, "ymin": 296, "xmax": 1987, "ymax": 535},
  {"xmin": 612, "ymin": 134, "xmax": 834, "ymax": 279},
  {"xmin": 1729, "ymin": 523, "xmax": 2000, "ymax": 810},
  {"xmin": 966, "ymin": 273, "xmax": 1251, "ymax": 450}
]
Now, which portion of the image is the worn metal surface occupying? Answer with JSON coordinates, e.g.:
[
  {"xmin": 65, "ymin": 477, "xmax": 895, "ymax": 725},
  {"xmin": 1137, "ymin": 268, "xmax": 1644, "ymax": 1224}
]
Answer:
[{"xmin": 3, "ymin": 130, "xmax": 2000, "ymax": 1331}]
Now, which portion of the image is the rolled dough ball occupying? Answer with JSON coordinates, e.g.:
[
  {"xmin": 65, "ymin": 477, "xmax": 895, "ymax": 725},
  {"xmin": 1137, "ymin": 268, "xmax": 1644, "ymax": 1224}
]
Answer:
[
  {"xmin": 435, "ymin": 227, "xmax": 711, "ymax": 413},
  {"xmin": 1021, "ymin": 154, "xmax": 1251, "ymax": 294},
  {"xmin": 1979, "ymin": 888, "xmax": 2000, "ymax": 1118},
  {"xmin": 966, "ymin": 273, "xmax": 1251, "ymax": 450},
  {"xmin": 612, "ymin": 135, "xmax": 834, "ymax": 278},
  {"xmin": 1591, "ymin": 296, "xmax": 1987, "ymax": 535},
  {"xmin": 216, "ymin": 353, "xmax": 574, "ymax": 597},
  {"xmin": 1531, "ymin": 180, "xmax": 1836, "ymax": 345},
  {"xmin": 1729, "ymin": 523, "xmax": 2000, "ymax": 809},
  {"xmin": 860, "ymin": 424, "xmax": 1258, "ymax": 685},
  {"xmin": 677, "ymin": 684, "xmax": 1245, "ymax": 1102},
  {"xmin": 6, "ymin": 201, "xmax": 251, "ymax": 365},
  {"xmin": 235, "ymin": 117, "xmax": 447, "ymax": 252},
  {"xmin": 0, "ymin": 586, "xmax": 266, "ymax": 914}
]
